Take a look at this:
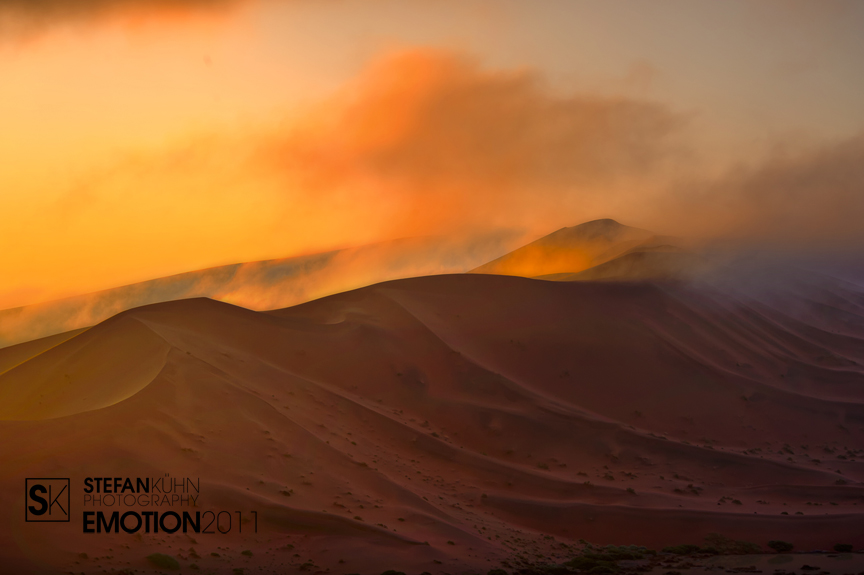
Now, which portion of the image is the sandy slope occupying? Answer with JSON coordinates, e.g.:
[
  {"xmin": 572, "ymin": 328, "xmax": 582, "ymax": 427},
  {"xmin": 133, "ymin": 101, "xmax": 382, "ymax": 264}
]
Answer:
[
  {"xmin": 0, "ymin": 329, "xmax": 88, "ymax": 376},
  {"xmin": 0, "ymin": 274, "xmax": 863, "ymax": 574},
  {"xmin": 536, "ymin": 248, "xmax": 704, "ymax": 282}
]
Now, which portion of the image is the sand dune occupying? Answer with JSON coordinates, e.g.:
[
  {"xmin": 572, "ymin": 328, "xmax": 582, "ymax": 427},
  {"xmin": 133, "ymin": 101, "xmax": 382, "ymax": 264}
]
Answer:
[
  {"xmin": 469, "ymin": 219, "xmax": 681, "ymax": 278},
  {"xmin": 1, "ymin": 272, "xmax": 863, "ymax": 573}
]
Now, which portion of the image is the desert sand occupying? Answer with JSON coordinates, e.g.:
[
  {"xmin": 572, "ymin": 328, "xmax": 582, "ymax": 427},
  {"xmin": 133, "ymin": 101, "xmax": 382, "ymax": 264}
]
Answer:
[{"xmin": 1, "ymin": 267, "xmax": 863, "ymax": 574}]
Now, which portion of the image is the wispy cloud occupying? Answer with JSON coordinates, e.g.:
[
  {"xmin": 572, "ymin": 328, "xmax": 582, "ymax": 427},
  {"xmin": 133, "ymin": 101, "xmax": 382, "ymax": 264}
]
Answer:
[
  {"xmin": 261, "ymin": 49, "xmax": 685, "ymax": 237},
  {"xmin": 6, "ymin": 46, "xmax": 863, "ymax": 330},
  {"xmin": 662, "ymin": 132, "xmax": 864, "ymax": 246}
]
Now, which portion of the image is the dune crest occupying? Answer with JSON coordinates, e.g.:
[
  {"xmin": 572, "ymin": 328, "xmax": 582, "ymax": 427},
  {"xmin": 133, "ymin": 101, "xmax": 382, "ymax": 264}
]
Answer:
[
  {"xmin": 539, "ymin": 248, "xmax": 706, "ymax": 282},
  {"xmin": 0, "ymin": 314, "xmax": 169, "ymax": 420}
]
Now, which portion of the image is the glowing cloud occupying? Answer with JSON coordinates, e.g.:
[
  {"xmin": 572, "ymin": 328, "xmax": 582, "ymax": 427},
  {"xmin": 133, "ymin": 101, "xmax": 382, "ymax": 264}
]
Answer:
[
  {"xmin": 264, "ymin": 49, "xmax": 683, "ymax": 237},
  {"xmin": 2, "ymin": 44, "xmax": 862, "ymax": 316}
]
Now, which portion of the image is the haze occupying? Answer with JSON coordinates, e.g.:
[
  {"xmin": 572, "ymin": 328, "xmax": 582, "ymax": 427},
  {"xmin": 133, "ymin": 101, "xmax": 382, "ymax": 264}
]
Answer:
[{"xmin": 2, "ymin": 0, "xmax": 863, "ymax": 309}]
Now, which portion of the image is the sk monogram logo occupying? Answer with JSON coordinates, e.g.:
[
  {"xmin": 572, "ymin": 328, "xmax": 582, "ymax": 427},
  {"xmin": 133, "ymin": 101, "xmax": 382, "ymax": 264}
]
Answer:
[{"xmin": 25, "ymin": 478, "xmax": 70, "ymax": 522}]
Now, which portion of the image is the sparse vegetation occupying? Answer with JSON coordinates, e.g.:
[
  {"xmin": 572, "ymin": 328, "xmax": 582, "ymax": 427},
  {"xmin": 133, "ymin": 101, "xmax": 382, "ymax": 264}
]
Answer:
[
  {"xmin": 659, "ymin": 541, "xmax": 728, "ymax": 556},
  {"xmin": 561, "ymin": 544, "xmax": 650, "ymax": 573},
  {"xmin": 662, "ymin": 544, "xmax": 702, "ymax": 555},
  {"xmin": 703, "ymin": 533, "xmax": 761, "ymax": 555}
]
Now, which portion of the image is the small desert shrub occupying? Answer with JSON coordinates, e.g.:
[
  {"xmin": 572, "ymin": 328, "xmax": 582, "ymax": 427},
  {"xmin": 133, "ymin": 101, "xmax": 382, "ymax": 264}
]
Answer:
[
  {"xmin": 662, "ymin": 544, "xmax": 701, "ymax": 555},
  {"xmin": 768, "ymin": 540, "xmax": 794, "ymax": 553},
  {"xmin": 146, "ymin": 553, "xmax": 180, "ymax": 570},
  {"xmin": 380, "ymin": 570, "xmax": 406, "ymax": 575},
  {"xmin": 704, "ymin": 533, "xmax": 761, "ymax": 555},
  {"xmin": 488, "ymin": 569, "xmax": 508, "ymax": 575},
  {"xmin": 241, "ymin": 550, "xmax": 253, "ymax": 557},
  {"xmin": 833, "ymin": 543, "xmax": 853, "ymax": 553}
]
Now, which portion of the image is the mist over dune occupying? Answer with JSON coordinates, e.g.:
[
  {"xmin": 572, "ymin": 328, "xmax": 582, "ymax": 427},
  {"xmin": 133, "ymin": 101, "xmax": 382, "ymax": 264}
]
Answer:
[
  {"xmin": 0, "ymin": 232, "xmax": 520, "ymax": 349},
  {"xmin": 1, "ymin": 270, "xmax": 863, "ymax": 572},
  {"xmin": 4, "ymin": 216, "xmax": 857, "ymax": 352}
]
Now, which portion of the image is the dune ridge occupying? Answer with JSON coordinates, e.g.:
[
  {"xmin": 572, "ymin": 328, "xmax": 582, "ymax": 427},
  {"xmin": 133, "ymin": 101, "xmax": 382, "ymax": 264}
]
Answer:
[{"xmin": 0, "ymin": 232, "xmax": 520, "ymax": 349}]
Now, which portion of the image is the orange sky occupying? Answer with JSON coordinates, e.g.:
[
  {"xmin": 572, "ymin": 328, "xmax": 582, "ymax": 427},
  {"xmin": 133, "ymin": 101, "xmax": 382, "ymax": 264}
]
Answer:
[{"xmin": 1, "ymin": 0, "xmax": 863, "ymax": 309}]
